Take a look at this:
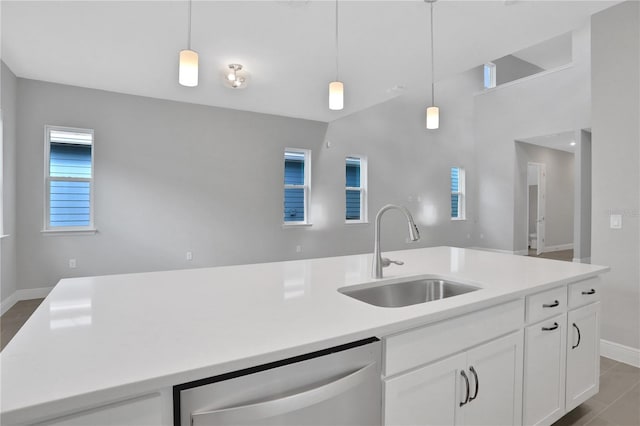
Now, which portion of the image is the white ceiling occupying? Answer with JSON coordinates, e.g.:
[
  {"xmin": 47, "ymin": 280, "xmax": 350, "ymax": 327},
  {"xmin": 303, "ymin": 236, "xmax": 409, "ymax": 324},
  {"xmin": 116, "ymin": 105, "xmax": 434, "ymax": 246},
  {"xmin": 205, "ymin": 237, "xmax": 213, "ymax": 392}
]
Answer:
[
  {"xmin": 512, "ymin": 31, "xmax": 573, "ymax": 70},
  {"xmin": 519, "ymin": 130, "xmax": 576, "ymax": 153},
  {"xmin": 1, "ymin": 1, "xmax": 618, "ymax": 122}
]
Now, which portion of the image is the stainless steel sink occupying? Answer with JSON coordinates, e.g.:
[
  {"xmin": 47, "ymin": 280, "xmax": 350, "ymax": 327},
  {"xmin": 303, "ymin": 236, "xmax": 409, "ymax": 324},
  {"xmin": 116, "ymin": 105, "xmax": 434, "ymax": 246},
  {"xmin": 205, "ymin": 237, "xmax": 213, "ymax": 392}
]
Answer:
[{"xmin": 339, "ymin": 279, "xmax": 480, "ymax": 308}]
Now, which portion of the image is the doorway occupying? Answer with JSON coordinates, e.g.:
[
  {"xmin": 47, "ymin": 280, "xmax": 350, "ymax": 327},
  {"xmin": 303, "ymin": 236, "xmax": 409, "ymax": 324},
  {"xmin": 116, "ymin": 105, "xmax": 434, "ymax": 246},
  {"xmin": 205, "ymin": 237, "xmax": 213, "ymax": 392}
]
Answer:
[{"xmin": 527, "ymin": 162, "xmax": 546, "ymax": 256}]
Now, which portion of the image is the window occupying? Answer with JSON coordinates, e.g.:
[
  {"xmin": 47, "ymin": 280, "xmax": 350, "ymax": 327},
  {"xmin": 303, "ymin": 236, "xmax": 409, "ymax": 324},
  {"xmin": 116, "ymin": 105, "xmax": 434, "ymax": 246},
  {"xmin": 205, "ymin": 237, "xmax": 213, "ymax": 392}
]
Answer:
[
  {"xmin": 451, "ymin": 167, "xmax": 465, "ymax": 220},
  {"xmin": 484, "ymin": 62, "xmax": 496, "ymax": 89},
  {"xmin": 283, "ymin": 149, "xmax": 310, "ymax": 224},
  {"xmin": 345, "ymin": 156, "xmax": 367, "ymax": 222},
  {"xmin": 44, "ymin": 126, "xmax": 94, "ymax": 231}
]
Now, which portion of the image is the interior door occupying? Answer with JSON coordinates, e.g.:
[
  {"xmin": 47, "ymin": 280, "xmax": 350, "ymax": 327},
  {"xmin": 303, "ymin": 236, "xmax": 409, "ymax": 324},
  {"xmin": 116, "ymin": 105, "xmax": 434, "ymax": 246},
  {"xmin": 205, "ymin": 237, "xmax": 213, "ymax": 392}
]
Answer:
[{"xmin": 536, "ymin": 164, "xmax": 546, "ymax": 256}]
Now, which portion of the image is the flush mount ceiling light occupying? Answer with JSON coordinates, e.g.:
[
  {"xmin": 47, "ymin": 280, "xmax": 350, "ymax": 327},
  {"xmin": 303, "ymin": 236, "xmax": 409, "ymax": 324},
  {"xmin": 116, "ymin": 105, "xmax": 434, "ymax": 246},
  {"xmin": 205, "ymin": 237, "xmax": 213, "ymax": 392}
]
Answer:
[
  {"xmin": 178, "ymin": 0, "xmax": 198, "ymax": 87},
  {"xmin": 425, "ymin": 0, "xmax": 439, "ymax": 129},
  {"xmin": 224, "ymin": 64, "xmax": 249, "ymax": 89},
  {"xmin": 329, "ymin": 0, "xmax": 344, "ymax": 110}
]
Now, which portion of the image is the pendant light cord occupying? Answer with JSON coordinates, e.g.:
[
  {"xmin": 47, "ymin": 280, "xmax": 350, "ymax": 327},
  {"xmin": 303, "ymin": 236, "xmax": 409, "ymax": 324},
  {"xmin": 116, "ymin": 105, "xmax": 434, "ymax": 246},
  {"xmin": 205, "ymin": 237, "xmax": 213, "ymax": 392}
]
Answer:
[
  {"xmin": 429, "ymin": 1, "xmax": 435, "ymax": 106},
  {"xmin": 335, "ymin": 0, "xmax": 340, "ymax": 81},
  {"xmin": 187, "ymin": 0, "xmax": 193, "ymax": 50}
]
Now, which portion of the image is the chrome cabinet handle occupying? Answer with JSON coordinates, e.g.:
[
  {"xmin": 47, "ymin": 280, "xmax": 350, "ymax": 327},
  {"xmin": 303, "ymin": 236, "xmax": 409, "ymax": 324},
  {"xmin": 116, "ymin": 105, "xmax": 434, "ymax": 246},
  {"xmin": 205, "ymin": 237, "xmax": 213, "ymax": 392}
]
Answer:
[
  {"xmin": 582, "ymin": 289, "xmax": 596, "ymax": 295},
  {"xmin": 190, "ymin": 363, "xmax": 376, "ymax": 425},
  {"xmin": 572, "ymin": 323, "xmax": 581, "ymax": 349},
  {"xmin": 468, "ymin": 366, "xmax": 479, "ymax": 402},
  {"xmin": 543, "ymin": 300, "xmax": 560, "ymax": 308},
  {"xmin": 460, "ymin": 370, "xmax": 470, "ymax": 407},
  {"xmin": 542, "ymin": 322, "xmax": 559, "ymax": 331}
]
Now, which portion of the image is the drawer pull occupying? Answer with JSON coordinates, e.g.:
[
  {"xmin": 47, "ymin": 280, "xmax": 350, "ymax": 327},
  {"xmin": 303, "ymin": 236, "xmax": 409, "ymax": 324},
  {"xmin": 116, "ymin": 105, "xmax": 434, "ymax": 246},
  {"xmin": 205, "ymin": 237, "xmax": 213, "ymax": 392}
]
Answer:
[
  {"xmin": 542, "ymin": 322, "xmax": 559, "ymax": 331},
  {"xmin": 581, "ymin": 289, "xmax": 596, "ymax": 295},
  {"xmin": 572, "ymin": 323, "xmax": 581, "ymax": 349},
  {"xmin": 460, "ymin": 370, "xmax": 470, "ymax": 407},
  {"xmin": 543, "ymin": 300, "xmax": 560, "ymax": 308},
  {"xmin": 469, "ymin": 366, "xmax": 479, "ymax": 402}
]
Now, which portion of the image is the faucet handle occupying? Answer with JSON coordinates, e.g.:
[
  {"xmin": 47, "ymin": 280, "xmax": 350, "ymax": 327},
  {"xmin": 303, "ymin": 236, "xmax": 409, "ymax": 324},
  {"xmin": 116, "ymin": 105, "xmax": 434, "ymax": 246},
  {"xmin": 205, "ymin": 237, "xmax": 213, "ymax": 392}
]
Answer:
[{"xmin": 381, "ymin": 257, "xmax": 404, "ymax": 267}]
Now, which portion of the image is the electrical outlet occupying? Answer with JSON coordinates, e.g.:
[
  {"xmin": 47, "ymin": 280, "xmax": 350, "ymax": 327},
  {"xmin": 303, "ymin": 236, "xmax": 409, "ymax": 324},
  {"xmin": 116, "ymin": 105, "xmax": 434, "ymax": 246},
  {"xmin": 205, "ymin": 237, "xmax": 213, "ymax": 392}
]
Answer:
[
  {"xmin": 610, "ymin": 214, "xmax": 622, "ymax": 229},
  {"xmin": 69, "ymin": 259, "xmax": 77, "ymax": 269},
  {"xmin": 186, "ymin": 251, "xmax": 193, "ymax": 261},
  {"xmin": 296, "ymin": 245, "xmax": 302, "ymax": 253}
]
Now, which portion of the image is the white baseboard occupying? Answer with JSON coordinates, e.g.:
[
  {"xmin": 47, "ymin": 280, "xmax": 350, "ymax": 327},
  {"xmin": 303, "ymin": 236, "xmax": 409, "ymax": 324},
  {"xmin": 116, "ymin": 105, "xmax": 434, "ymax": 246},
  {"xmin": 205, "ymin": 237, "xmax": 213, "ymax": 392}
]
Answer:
[
  {"xmin": 543, "ymin": 243, "xmax": 574, "ymax": 253},
  {"xmin": 0, "ymin": 287, "xmax": 54, "ymax": 316},
  {"xmin": 469, "ymin": 247, "xmax": 521, "ymax": 255},
  {"xmin": 601, "ymin": 339, "xmax": 640, "ymax": 368}
]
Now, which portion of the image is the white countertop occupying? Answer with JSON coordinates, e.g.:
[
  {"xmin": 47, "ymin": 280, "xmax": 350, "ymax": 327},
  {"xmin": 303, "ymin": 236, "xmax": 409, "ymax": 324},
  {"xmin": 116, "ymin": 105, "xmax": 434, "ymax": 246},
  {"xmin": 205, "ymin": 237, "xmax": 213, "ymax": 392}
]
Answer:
[{"xmin": 0, "ymin": 247, "xmax": 608, "ymax": 424}]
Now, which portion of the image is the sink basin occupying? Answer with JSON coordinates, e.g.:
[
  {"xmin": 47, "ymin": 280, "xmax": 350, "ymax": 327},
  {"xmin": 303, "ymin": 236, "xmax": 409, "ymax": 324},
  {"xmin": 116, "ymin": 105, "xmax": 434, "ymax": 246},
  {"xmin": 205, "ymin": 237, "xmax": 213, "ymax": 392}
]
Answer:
[{"xmin": 339, "ymin": 279, "xmax": 480, "ymax": 308}]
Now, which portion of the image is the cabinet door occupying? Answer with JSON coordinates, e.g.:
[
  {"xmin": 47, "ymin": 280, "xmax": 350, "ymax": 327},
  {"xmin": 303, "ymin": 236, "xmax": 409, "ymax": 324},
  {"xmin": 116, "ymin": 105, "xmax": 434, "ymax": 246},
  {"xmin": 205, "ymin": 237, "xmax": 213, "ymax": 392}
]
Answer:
[
  {"xmin": 523, "ymin": 314, "xmax": 567, "ymax": 426},
  {"xmin": 384, "ymin": 353, "xmax": 466, "ymax": 426},
  {"xmin": 462, "ymin": 331, "xmax": 524, "ymax": 426},
  {"xmin": 566, "ymin": 302, "xmax": 600, "ymax": 411},
  {"xmin": 37, "ymin": 393, "xmax": 165, "ymax": 426}
]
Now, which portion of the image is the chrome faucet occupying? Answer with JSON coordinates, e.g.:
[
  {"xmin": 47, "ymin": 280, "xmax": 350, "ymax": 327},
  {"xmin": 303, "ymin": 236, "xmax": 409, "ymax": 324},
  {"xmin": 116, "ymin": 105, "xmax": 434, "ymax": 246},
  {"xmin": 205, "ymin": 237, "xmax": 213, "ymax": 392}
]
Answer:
[{"xmin": 372, "ymin": 204, "xmax": 421, "ymax": 279}]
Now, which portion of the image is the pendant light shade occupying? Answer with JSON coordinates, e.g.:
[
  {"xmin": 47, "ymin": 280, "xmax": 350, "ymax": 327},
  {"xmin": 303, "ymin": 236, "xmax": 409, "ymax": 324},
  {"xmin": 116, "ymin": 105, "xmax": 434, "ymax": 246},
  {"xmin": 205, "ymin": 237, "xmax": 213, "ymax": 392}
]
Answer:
[
  {"xmin": 425, "ymin": 0, "xmax": 439, "ymax": 129},
  {"xmin": 426, "ymin": 106, "xmax": 439, "ymax": 129},
  {"xmin": 178, "ymin": 0, "xmax": 198, "ymax": 87},
  {"xmin": 329, "ymin": 0, "xmax": 344, "ymax": 110},
  {"xmin": 179, "ymin": 49, "xmax": 199, "ymax": 87},
  {"xmin": 329, "ymin": 81, "xmax": 344, "ymax": 110}
]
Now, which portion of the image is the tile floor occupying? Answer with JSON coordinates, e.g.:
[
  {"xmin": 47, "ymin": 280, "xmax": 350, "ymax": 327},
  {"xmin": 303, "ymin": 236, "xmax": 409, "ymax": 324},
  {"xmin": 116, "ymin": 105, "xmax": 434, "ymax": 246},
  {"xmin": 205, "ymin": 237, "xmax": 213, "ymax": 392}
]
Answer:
[
  {"xmin": 1, "ymin": 299, "xmax": 639, "ymax": 425},
  {"xmin": 552, "ymin": 357, "xmax": 640, "ymax": 426}
]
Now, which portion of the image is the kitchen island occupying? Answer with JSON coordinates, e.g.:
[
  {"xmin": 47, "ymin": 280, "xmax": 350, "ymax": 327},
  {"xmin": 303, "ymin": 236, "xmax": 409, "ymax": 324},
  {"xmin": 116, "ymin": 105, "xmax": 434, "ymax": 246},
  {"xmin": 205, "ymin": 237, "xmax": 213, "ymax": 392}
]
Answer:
[{"xmin": 0, "ymin": 247, "xmax": 609, "ymax": 425}]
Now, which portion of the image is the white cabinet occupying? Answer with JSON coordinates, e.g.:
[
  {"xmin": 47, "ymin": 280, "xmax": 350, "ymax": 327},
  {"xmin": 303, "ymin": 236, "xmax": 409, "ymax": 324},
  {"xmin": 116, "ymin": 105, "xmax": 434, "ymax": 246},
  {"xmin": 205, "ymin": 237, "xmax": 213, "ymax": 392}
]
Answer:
[
  {"xmin": 385, "ymin": 332, "xmax": 523, "ymax": 426},
  {"xmin": 385, "ymin": 353, "xmax": 465, "ymax": 426},
  {"xmin": 523, "ymin": 314, "xmax": 567, "ymax": 426},
  {"xmin": 566, "ymin": 302, "xmax": 600, "ymax": 411},
  {"xmin": 522, "ymin": 277, "xmax": 602, "ymax": 426},
  {"xmin": 35, "ymin": 393, "xmax": 168, "ymax": 426}
]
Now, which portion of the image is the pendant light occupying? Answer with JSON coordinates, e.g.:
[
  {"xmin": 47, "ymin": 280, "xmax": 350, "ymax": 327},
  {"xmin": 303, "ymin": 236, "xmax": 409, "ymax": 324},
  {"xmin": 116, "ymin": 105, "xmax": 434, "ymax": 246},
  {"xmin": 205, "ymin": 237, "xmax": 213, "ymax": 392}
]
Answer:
[
  {"xmin": 425, "ymin": 0, "xmax": 439, "ymax": 129},
  {"xmin": 329, "ymin": 0, "xmax": 344, "ymax": 110},
  {"xmin": 178, "ymin": 0, "xmax": 198, "ymax": 87}
]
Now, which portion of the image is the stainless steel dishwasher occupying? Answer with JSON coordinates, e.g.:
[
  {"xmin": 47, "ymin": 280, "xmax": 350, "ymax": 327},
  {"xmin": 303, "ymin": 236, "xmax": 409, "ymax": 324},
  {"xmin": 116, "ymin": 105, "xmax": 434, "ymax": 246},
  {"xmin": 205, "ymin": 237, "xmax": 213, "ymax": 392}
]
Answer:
[{"xmin": 174, "ymin": 338, "xmax": 382, "ymax": 426}]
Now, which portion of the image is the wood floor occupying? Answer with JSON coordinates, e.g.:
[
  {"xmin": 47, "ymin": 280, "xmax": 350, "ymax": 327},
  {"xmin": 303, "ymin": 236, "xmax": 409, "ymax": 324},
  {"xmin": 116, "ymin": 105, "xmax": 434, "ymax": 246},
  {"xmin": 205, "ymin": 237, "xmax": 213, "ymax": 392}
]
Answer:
[
  {"xmin": 1, "ymin": 299, "xmax": 638, "ymax": 426},
  {"xmin": 529, "ymin": 249, "xmax": 575, "ymax": 262}
]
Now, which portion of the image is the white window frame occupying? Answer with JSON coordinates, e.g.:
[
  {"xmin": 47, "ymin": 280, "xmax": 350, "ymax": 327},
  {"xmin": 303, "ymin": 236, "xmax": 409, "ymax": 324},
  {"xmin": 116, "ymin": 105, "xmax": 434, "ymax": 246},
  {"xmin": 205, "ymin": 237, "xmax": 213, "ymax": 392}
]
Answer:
[
  {"xmin": 345, "ymin": 155, "xmax": 368, "ymax": 224},
  {"xmin": 42, "ymin": 125, "xmax": 96, "ymax": 234},
  {"xmin": 484, "ymin": 62, "xmax": 496, "ymax": 89},
  {"xmin": 283, "ymin": 148, "xmax": 311, "ymax": 226},
  {"xmin": 451, "ymin": 167, "xmax": 466, "ymax": 221}
]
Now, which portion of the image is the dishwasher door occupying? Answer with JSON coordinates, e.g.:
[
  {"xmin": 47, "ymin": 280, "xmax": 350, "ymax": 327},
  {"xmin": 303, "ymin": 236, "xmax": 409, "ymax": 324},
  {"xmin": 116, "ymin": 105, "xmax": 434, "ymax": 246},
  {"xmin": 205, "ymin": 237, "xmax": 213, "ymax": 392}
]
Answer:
[{"xmin": 176, "ymin": 338, "xmax": 381, "ymax": 426}]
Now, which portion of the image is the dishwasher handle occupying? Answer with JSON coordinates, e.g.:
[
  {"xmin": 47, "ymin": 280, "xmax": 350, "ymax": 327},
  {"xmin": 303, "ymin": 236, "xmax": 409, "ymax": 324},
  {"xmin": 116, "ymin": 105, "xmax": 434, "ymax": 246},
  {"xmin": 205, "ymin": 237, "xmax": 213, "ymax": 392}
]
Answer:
[{"xmin": 191, "ymin": 362, "xmax": 377, "ymax": 426}]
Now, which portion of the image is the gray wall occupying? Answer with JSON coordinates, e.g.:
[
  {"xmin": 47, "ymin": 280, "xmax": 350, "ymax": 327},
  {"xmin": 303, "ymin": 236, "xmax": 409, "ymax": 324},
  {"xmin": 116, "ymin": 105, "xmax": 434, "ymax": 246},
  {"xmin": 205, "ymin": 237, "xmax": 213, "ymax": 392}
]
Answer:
[
  {"xmin": 15, "ymin": 79, "xmax": 328, "ymax": 289},
  {"xmin": 574, "ymin": 129, "xmax": 592, "ymax": 261},
  {"xmin": 13, "ymin": 68, "xmax": 480, "ymax": 292},
  {"xmin": 1, "ymin": 61, "xmax": 18, "ymax": 303},
  {"xmin": 322, "ymin": 68, "xmax": 481, "ymax": 251},
  {"xmin": 12, "ymin": 64, "xmax": 481, "ymax": 292},
  {"xmin": 493, "ymin": 55, "xmax": 545, "ymax": 86},
  {"xmin": 474, "ymin": 25, "xmax": 590, "ymax": 252},
  {"xmin": 516, "ymin": 142, "xmax": 574, "ymax": 249},
  {"xmin": 591, "ymin": 1, "xmax": 640, "ymax": 350}
]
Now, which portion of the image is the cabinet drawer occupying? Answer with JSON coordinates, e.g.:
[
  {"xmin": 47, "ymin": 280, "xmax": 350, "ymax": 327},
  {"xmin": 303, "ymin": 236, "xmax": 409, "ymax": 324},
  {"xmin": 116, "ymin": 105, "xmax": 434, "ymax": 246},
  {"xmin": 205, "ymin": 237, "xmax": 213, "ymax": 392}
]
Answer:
[
  {"xmin": 384, "ymin": 299, "xmax": 524, "ymax": 376},
  {"xmin": 568, "ymin": 277, "xmax": 601, "ymax": 308},
  {"xmin": 526, "ymin": 286, "xmax": 567, "ymax": 324}
]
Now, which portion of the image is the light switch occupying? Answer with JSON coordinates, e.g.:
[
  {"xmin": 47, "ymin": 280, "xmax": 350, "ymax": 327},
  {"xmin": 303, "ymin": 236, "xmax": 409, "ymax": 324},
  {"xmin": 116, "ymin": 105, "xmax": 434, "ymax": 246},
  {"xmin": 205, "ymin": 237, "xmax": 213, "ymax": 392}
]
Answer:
[{"xmin": 610, "ymin": 214, "xmax": 622, "ymax": 229}]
